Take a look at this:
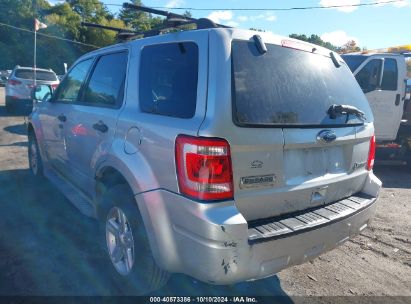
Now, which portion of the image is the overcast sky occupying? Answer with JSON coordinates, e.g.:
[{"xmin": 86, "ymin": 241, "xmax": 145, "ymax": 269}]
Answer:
[{"xmin": 48, "ymin": 0, "xmax": 410, "ymax": 49}]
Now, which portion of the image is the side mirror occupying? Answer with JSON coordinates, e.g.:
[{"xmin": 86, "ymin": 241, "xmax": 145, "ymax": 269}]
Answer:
[{"xmin": 31, "ymin": 85, "xmax": 53, "ymax": 102}]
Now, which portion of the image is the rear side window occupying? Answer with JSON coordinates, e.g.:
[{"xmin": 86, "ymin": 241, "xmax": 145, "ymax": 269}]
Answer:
[
  {"xmin": 232, "ymin": 41, "xmax": 373, "ymax": 127},
  {"xmin": 341, "ymin": 55, "xmax": 367, "ymax": 72},
  {"xmin": 82, "ymin": 51, "xmax": 128, "ymax": 107},
  {"xmin": 381, "ymin": 58, "xmax": 398, "ymax": 91},
  {"xmin": 15, "ymin": 69, "xmax": 57, "ymax": 81},
  {"xmin": 53, "ymin": 59, "xmax": 93, "ymax": 103},
  {"xmin": 139, "ymin": 42, "xmax": 198, "ymax": 118},
  {"xmin": 355, "ymin": 59, "xmax": 382, "ymax": 93}
]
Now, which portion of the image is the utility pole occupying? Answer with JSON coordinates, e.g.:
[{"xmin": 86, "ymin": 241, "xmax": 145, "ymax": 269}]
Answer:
[{"xmin": 33, "ymin": 0, "xmax": 37, "ymax": 86}]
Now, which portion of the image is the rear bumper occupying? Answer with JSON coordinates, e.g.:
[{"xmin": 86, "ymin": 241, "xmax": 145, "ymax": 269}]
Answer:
[
  {"xmin": 136, "ymin": 173, "xmax": 381, "ymax": 285},
  {"xmin": 6, "ymin": 96, "xmax": 32, "ymax": 107},
  {"xmin": 6, "ymin": 96, "xmax": 33, "ymax": 114}
]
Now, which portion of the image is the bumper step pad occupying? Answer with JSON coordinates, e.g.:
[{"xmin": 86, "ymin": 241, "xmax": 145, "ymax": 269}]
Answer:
[{"xmin": 248, "ymin": 193, "xmax": 375, "ymax": 243}]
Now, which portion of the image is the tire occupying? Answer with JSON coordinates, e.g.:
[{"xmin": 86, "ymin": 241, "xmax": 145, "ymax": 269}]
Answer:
[
  {"xmin": 99, "ymin": 184, "xmax": 169, "ymax": 295},
  {"xmin": 5, "ymin": 96, "xmax": 14, "ymax": 113},
  {"xmin": 28, "ymin": 131, "xmax": 44, "ymax": 178}
]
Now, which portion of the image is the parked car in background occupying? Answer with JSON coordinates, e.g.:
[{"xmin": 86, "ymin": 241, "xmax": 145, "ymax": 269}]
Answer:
[
  {"xmin": 406, "ymin": 78, "xmax": 411, "ymax": 101},
  {"xmin": 5, "ymin": 66, "xmax": 59, "ymax": 113},
  {"xmin": 0, "ymin": 70, "xmax": 10, "ymax": 86},
  {"xmin": 342, "ymin": 53, "xmax": 411, "ymax": 166},
  {"xmin": 0, "ymin": 75, "xmax": 8, "ymax": 86}
]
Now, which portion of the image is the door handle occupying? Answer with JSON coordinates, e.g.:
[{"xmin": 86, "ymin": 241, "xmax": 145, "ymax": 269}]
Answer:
[
  {"xmin": 93, "ymin": 121, "xmax": 108, "ymax": 133},
  {"xmin": 395, "ymin": 94, "xmax": 400, "ymax": 106},
  {"xmin": 58, "ymin": 114, "xmax": 67, "ymax": 122}
]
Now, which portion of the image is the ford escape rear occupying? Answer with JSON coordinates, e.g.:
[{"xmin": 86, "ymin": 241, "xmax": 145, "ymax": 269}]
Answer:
[{"xmin": 28, "ymin": 25, "xmax": 381, "ymax": 293}]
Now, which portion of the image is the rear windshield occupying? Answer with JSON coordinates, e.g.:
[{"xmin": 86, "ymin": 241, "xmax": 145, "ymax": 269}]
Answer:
[
  {"xmin": 232, "ymin": 41, "xmax": 373, "ymax": 127},
  {"xmin": 15, "ymin": 69, "xmax": 57, "ymax": 81},
  {"xmin": 341, "ymin": 55, "xmax": 368, "ymax": 72}
]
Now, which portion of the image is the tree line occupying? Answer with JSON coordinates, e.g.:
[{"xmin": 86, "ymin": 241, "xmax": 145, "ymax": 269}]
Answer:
[
  {"xmin": 0, "ymin": 0, "xmax": 163, "ymax": 74},
  {"xmin": 0, "ymin": 0, "xmax": 361, "ymax": 74}
]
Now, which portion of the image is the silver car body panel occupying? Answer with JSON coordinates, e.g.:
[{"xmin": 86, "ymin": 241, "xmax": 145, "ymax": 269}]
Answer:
[
  {"xmin": 29, "ymin": 28, "xmax": 381, "ymax": 285},
  {"xmin": 134, "ymin": 173, "xmax": 380, "ymax": 284}
]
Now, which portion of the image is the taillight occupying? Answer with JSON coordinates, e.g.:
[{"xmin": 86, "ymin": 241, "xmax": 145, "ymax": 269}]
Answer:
[
  {"xmin": 175, "ymin": 135, "xmax": 233, "ymax": 201},
  {"xmin": 51, "ymin": 84, "xmax": 58, "ymax": 89},
  {"xmin": 367, "ymin": 135, "xmax": 376, "ymax": 171},
  {"xmin": 8, "ymin": 79, "xmax": 21, "ymax": 86}
]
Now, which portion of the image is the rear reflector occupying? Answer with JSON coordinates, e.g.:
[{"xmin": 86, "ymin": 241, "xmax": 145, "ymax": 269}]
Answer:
[
  {"xmin": 8, "ymin": 79, "xmax": 21, "ymax": 86},
  {"xmin": 376, "ymin": 143, "xmax": 401, "ymax": 149},
  {"xmin": 175, "ymin": 135, "xmax": 233, "ymax": 201},
  {"xmin": 367, "ymin": 135, "xmax": 376, "ymax": 171}
]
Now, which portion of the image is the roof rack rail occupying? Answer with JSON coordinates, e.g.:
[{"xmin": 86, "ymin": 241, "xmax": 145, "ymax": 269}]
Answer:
[
  {"xmin": 81, "ymin": 3, "xmax": 230, "ymax": 42},
  {"xmin": 122, "ymin": 2, "xmax": 230, "ymax": 35},
  {"xmin": 81, "ymin": 22, "xmax": 139, "ymax": 41}
]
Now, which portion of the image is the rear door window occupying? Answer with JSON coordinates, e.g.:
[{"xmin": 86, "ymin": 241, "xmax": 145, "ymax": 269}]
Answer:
[
  {"xmin": 139, "ymin": 42, "xmax": 198, "ymax": 118},
  {"xmin": 53, "ymin": 58, "xmax": 93, "ymax": 103},
  {"xmin": 81, "ymin": 51, "xmax": 128, "ymax": 108},
  {"xmin": 231, "ymin": 41, "xmax": 372, "ymax": 127}
]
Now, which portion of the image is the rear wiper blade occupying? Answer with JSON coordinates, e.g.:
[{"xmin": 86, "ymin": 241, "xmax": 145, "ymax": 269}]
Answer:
[{"xmin": 327, "ymin": 104, "xmax": 366, "ymax": 121}]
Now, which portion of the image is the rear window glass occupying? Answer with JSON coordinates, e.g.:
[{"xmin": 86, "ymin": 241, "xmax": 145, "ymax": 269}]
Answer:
[
  {"xmin": 15, "ymin": 69, "xmax": 57, "ymax": 81},
  {"xmin": 232, "ymin": 41, "xmax": 373, "ymax": 127},
  {"xmin": 341, "ymin": 55, "xmax": 367, "ymax": 72},
  {"xmin": 139, "ymin": 42, "xmax": 198, "ymax": 119}
]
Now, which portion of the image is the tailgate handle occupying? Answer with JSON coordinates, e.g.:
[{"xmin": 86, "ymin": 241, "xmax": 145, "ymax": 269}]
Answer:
[{"xmin": 395, "ymin": 94, "xmax": 400, "ymax": 106}]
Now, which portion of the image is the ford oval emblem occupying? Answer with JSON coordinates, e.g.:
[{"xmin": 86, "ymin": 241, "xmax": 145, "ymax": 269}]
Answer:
[{"xmin": 317, "ymin": 130, "xmax": 337, "ymax": 143}]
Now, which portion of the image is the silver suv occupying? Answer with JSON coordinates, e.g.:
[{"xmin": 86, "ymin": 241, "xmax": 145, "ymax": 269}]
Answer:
[
  {"xmin": 5, "ymin": 66, "xmax": 59, "ymax": 113},
  {"xmin": 28, "ymin": 27, "xmax": 381, "ymax": 293}
]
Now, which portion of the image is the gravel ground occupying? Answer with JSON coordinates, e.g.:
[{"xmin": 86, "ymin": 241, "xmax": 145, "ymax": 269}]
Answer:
[{"xmin": 0, "ymin": 87, "xmax": 409, "ymax": 299}]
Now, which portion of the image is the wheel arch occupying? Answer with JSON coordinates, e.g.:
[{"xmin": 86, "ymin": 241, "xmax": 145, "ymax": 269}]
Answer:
[{"xmin": 94, "ymin": 160, "xmax": 165, "ymax": 270}]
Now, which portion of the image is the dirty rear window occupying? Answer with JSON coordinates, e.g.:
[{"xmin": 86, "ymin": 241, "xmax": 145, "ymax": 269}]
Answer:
[
  {"xmin": 139, "ymin": 42, "xmax": 198, "ymax": 119},
  {"xmin": 232, "ymin": 41, "xmax": 373, "ymax": 127},
  {"xmin": 15, "ymin": 69, "xmax": 58, "ymax": 81}
]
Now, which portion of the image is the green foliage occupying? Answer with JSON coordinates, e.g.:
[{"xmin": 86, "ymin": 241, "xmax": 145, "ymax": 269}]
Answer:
[
  {"xmin": 289, "ymin": 34, "xmax": 338, "ymax": 52},
  {"xmin": 249, "ymin": 28, "xmax": 265, "ymax": 32},
  {"xmin": 0, "ymin": 0, "xmax": 162, "ymax": 74},
  {"xmin": 119, "ymin": 0, "xmax": 162, "ymax": 32},
  {"xmin": 338, "ymin": 40, "xmax": 361, "ymax": 54}
]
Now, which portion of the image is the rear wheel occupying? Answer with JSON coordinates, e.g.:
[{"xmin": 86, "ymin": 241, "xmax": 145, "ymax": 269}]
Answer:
[
  {"xmin": 5, "ymin": 96, "xmax": 14, "ymax": 113},
  {"xmin": 399, "ymin": 137, "xmax": 411, "ymax": 169},
  {"xmin": 28, "ymin": 132, "xmax": 43, "ymax": 178},
  {"xmin": 99, "ymin": 184, "xmax": 169, "ymax": 294}
]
